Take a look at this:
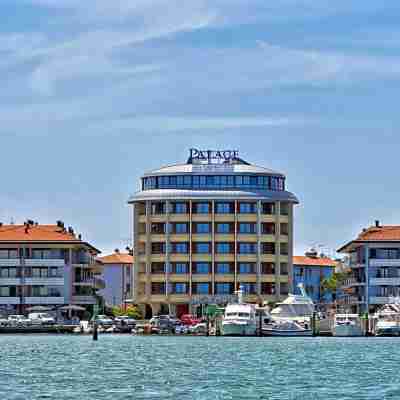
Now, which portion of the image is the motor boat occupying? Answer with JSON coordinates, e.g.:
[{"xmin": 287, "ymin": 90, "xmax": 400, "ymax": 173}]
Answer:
[
  {"xmin": 374, "ymin": 301, "xmax": 400, "ymax": 336},
  {"xmin": 262, "ymin": 319, "xmax": 312, "ymax": 337},
  {"xmin": 332, "ymin": 314, "xmax": 363, "ymax": 337},
  {"xmin": 221, "ymin": 287, "xmax": 257, "ymax": 336}
]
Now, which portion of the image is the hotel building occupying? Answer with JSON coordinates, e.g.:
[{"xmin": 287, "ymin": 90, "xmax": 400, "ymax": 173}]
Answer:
[
  {"xmin": 338, "ymin": 221, "xmax": 400, "ymax": 313},
  {"xmin": 128, "ymin": 150, "xmax": 299, "ymax": 317},
  {"xmin": 0, "ymin": 221, "xmax": 103, "ymax": 314}
]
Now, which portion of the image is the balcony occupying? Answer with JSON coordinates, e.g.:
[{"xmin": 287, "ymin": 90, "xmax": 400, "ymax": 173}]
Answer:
[
  {"xmin": 25, "ymin": 297, "xmax": 65, "ymax": 305},
  {"xmin": 341, "ymin": 278, "xmax": 365, "ymax": 288},
  {"xmin": 370, "ymin": 296, "xmax": 391, "ymax": 305},
  {"xmin": 0, "ymin": 297, "xmax": 20, "ymax": 305},
  {"xmin": 71, "ymin": 295, "xmax": 97, "ymax": 305},
  {"xmin": 25, "ymin": 277, "xmax": 64, "ymax": 286},
  {"xmin": 0, "ymin": 259, "xmax": 21, "ymax": 267},
  {"xmin": 370, "ymin": 258, "xmax": 400, "ymax": 267},
  {"xmin": 25, "ymin": 259, "xmax": 65, "ymax": 267},
  {"xmin": 73, "ymin": 277, "xmax": 105, "ymax": 290},
  {"xmin": 370, "ymin": 277, "xmax": 400, "ymax": 286}
]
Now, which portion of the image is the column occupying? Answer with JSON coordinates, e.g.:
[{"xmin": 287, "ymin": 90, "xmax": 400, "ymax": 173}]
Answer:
[
  {"xmin": 145, "ymin": 201, "xmax": 151, "ymax": 299},
  {"xmin": 288, "ymin": 202, "xmax": 294, "ymax": 294},
  {"xmin": 165, "ymin": 200, "xmax": 171, "ymax": 302},
  {"xmin": 275, "ymin": 201, "xmax": 281, "ymax": 300},
  {"xmin": 234, "ymin": 200, "xmax": 238, "ymax": 291},
  {"xmin": 256, "ymin": 200, "xmax": 262, "ymax": 299},
  {"xmin": 211, "ymin": 200, "xmax": 215, "ymax": 295},
  {"xmin": 132, "ymin": 202, "xmax": 140, "ymax": 304}
]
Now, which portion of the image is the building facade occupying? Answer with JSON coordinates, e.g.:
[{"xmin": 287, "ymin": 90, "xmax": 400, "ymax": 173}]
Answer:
[
  {"xmin": 98, "ymin": 249, "xmax": 133, "ymax": 307},
  {"xmin": 293, "ymin": 250, "xmax": 336, "ymax": 306},
  {"xmin": 0, "ymin": 221, "xmax": 103, "ymax": 314},
  {"xmin": 338, "ymin": 221, "xmax": 400, "ymax": 313},
  {"xmin": 129, "ymin": 149, "xmax": 299, "ymax": 318}
]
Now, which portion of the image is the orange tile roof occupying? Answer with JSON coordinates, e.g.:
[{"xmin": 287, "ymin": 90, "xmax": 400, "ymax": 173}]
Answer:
[
  {"xmin": 0, "ymin": 224, "xmax": 100, "ymax": 252},
  {"xmin": 293, "ymin": 256, "xmax": 337, "ymax": 267},
  {"xmin": 98, "ymin": 252, "xmax": 133, "ymax": 264}
]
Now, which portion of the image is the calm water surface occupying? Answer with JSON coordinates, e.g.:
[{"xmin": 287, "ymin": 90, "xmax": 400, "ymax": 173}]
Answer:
[{"xmin": 1, "ymin": 335, "xmax": 399, "ymax": 400}]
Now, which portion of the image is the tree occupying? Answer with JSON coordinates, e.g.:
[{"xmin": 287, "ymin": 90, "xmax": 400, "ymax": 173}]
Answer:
[
  {"xmin": 112, "ymin": 305, "xmax": 143, "ymax": 320},
  {"xmin": 321, "ymin": 272, "xmax": 347, "ymax": 301}
]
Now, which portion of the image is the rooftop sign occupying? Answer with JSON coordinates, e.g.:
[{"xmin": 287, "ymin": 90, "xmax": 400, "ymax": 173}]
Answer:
[{"xmin": 189, "ymin": 148, "xmax": 239, "ymax": 163}]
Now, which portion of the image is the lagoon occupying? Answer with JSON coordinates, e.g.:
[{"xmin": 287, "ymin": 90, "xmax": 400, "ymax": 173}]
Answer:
[{"xmin": 1, "ymin": 335, "xmax": 399, "ymax": 400}]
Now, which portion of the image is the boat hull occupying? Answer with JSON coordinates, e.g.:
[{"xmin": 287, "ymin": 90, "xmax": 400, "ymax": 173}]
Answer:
[
  {"xmin": 262, "ymin": 328, "xmax": 312, "ymax": 337},
  {"xmin": 375, "ymin": 322, "xmax": 400, "ymax": 336},
  {"xmin": 333, "ymin": 325, "xmax": 363, "ymax": 337},
  {"xmin": 221, "ymin": 322, "xmax": 256, "ymax": 336}
]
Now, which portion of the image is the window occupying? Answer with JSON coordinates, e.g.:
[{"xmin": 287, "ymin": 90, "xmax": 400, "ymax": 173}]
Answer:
[
  {"xmin": 215, "ymin": 202, "xmax": 232, "ymax": 214},
  {"xmin": 239, "ymin": 263, "xmax": 255, "ymax": 274},
  {"xmin": 239, "ymin": 203, "xmax": 256, "ymax": 214},
  {"xmin": 174, "ymin": 283, "xmax": 187, "ymax": 294},
  {"xmin": 50, "ymin": 267, "xmax": 59, "ymax": 277},
  {"xmin": 261, "ymin": 282, "xmax": 275, "ymax": 295},
  {"xmin": 216, "ymin": 243, "xmax": 231, "ymax": 254},
  {"xmin": 32, "ymin": 286, "xmax": 48, "ymax": 296},
  {"xmin": 194, "ymin": 203, "xmax": 210, "ymax": 214},
  {"xmin": 152, "ymin": 243, "xmax": 165, "ymax": 254},
  {"xmin": 241, "ymin": 283, "xmax": 256, "ymax": 294},
  {"xmin": 174, "ymin": 223, "xmax": 188, "ymax": 234},
  {"xmin": 216, "ymin": 283, "xmax": 232, "ymax": 294},
  {"xmin": 262, "ymin": 223, "xmax": 275, "ymax": 235},
  {"xmin": 174, "ymin": 263, "xmax": 188, "ymax": 274},
  {"xmin": 281, "ymin": 263, "xmax": 288, "ymax": 275},
  {"xmin": 152, "ymin": 283, "xmax": 165, "ymax": 294},
  {"xmin": 262, "ymin": 243, "xmax": 275, "ymax": 255},
  {"xmin": 239, "ymin": 223, "xmax": 255, "ymax": 234},
  {"xmin": 216, "ymin": 263, "xmax": 231, "ymax": 274},
  {"xmin": 151, "ymin": 202, "xmax": 165, "ymax": 215},
  {"xmin": 173, "ymin": 202, "xmax": 188, "ymax": 214},
  {"xmin": 194, "ymin": 263, "xmax": 210, "ymax": 274},
  {"xmin": 262, "ymin": 203, "xmax": 275, "ymax": 215},
  {"xmin": 151, "ymin": 223, "xmax": 165, "ymax": 234},
  {"xmin": 152, "ymin": 263, "xmax": 165, "ymax": 273},
  {"xmin": 0, "ymin": 286, "xmax": 10, "ymax": 297},
  {"xmin": 195, "ymin": 223, "xmax": 211, "ymax": 234},
  {"xmin": 280, "ymin": 223, "xmax": 289, "ymax": 235},
  {"xmin": 195, "ymin": 243, "xmax": 211, "ymax": 254},
  {"xmin": 262, "ymin": 263, "xmax": 275, "ymax": 274},
  {"xmin": 173, "ymin": 243, "xmax": 189, "ymax": 254},
  {"xmin": 280, "ymin": 203, "xmax": 289, "ymax": 216},
  {"xmin": 194, "ymin": 283, "xmax": 210, "ymax": 294},
  {"xmin": 216, "ymin": 223, "xmax": 231, "ymax": 234},
  {"xmin": 238, "ymin": 243, "xmax": 256, "ymax": 254},
  {"xmin": 280, "ymin": 243, "xmax": 288, "ymax": 256}
]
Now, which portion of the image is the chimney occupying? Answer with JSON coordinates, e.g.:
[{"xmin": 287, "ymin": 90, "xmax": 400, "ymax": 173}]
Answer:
[{"xmin": 375, "ymin": 220, "xmax": 380, "ymax": 228}]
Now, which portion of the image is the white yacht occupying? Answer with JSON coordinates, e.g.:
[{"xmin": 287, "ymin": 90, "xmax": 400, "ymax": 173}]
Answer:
[
  {"xmin": 221, "ymin": 287, "xmax": 257, "ymax": 336},
  {"xmin": 332, "ymin": 314, "xmax": 363, "ymax": 337},
  {"xmin": 374, "ymin": 301, "xmax": 400, "ymax": 336},
  {"xmin": 263, "ymin": 284, "xmax": 315, "ymax": 336}
]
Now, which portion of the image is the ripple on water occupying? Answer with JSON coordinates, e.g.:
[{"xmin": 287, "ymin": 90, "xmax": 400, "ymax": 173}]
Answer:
[{"xmin": 1, "ymin": 336, "xmax": 400, "ymax": 400}]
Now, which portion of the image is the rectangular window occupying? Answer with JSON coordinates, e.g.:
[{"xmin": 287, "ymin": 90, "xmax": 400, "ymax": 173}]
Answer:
[
  {"xmin": 152, "ymin": 282, "xmax": 165, "ymax": 294},
  {"xmin": 151, "ymin": 202, "xmax": 166, "ymax": 215},
  {"xmin": 216, "ymin": 283, "xmax": 232, "ymax": 294},
  {"xmin": 151, "ymin": 263, "xmax": 165, "ymax": 273},
  {"xmin": 152, "ymin": 243, "xmax": 166, "ymax": 254},
  {"xmin": 262, "ymin": 203, "xmax": 275, "ymax": 215},
  {"xmin": 280, "ymin": 243, "xmax": 289, "ymax": 256},
  {"xmin": 194, "ymin": 202, "xmax": 210, "ymax": 214},
  {"xmin": 262, "ymin": 223, "xmax": 275, "ymax": 235},
  {"xmin": 216, "ymin": 243, "xmax": 231, "ymax": 254},
  {"xmin": 216, "ymin": 263, "xmax": 231, "ymax": 274},
  {"xmin": 50, "ymin": 267, "xmax": 59, "ymax": 277},
  {"xmin": 280, "ymin": 203, "xmax": 289, "ymax": 216},
  {"xmin": 183, "ymin": 175, "xmax": 192, "ymax": 187},
  {"xmin": 239, "ymin": 223, "xmax": 256, "ymax": 234},
  {"xmin": 173, "ymin": 202, "xmax": 188, "ymax": 214},
  {"xmin": 194, "ymin": 263, "xmax": 210, "ymax": 274},
  {"xmin": 281, "ymin": 263, "xmax": 288, "ymax": 275},
  {"xmin": 174, "ymin": 223, "xmax": 188, "ymax": 234},
  {"xmin": 262, "ymin": 263, "xmax": 275, "ymax": 274},
  {"xmin": 238, "ymin": 243, "xmax": 256, "ymax": 254},
  {"xmin": 239, "ymin": 263, "xmax": 255, "ymax": 274},
  {"xmin": 173, "ymin": 243, "xmax": 189, "ymax": 254},
  {"xmin": 173, "ymin": 263, "xmax": 188, "ymax": 274},
  {"xmin": 195, "ymin": 223, "xmax": 211, "ymax": 234},
  {"xmin": 194, "ymin": 283, "xmax": 210, "ymax": 294},
  {"xmin": 195, "ymin": 243, "xmax": 211, "ymax": 254},
  {"xmin": 174, "ymin": 283, "xmax": 187, "ymax": 294},
  {"xmin": 241, "ymin": 283, "xmax": 256, "ymax": 294},
  {"xmin": 216, "ymin": 223, "xmax": 231, "ymax": 234},
  {"xmin": 261, "ymin": 282, "xmax": 275, "ymax": 295},
  {"xmin": 151, "ymin": 223, "xmax": 165, "ymax": 234},
  {"xmin": 215, "ymin": 202, "xmax": 233, "ymax": 214},
  {"xmin": 0, "ymin": 286, "xmax": 10, "ymax": 297},
  {"xmin": 239, "ymin": 202, "xmax": 256, "ymax": 214},
  {"xmin": 262, "ymin": 243, "xmax": 275, "ymax": 255}
]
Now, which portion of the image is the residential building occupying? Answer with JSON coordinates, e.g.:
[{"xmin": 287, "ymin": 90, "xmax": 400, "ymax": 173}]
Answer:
[
  {"xmin": 0, "ymin": 220, "xmax": 103, "ymax": 314},
  {"xmin": 293, "ymin": 249, "xmax": 337, "ymax": 306},
  {"xmin": 128, "ymin": 149, "xmax": 299, "ymax": 318},
  {"xmin": 98, "ymin": 249, "xmax": 133, "ymax": 307},
  {"xmin": 338, "ymin": 220, "xmax": 400, "ymax": 313}
]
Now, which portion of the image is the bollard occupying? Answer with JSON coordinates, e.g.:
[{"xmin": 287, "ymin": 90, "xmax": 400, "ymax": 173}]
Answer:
[{"xmin": 93, "ymin": 322, "xmax": 98, "ymax": 341}]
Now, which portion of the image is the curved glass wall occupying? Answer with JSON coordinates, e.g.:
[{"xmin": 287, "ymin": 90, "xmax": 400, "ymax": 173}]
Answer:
[{"xmin": 142, "ymin": 174, "xmax": 285, "ymax": 191}]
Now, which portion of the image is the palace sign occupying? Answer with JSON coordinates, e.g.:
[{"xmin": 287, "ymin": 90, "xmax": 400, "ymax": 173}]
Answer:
[{"xmin": 190, "ymin": 148, "xmax": 239, "ymax": 162}]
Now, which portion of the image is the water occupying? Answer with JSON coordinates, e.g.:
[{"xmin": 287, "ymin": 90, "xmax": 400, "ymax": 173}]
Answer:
[{"xmin": 1, "ymin": 335, "xmax": 399, "ymax": 400}]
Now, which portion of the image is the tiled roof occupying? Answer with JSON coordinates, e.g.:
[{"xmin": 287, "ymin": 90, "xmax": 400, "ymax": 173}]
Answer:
[
  {"xmin": 357, "ymin": 226, "xmax": 400, "ymax": 241},
  {"xmin": 0, "ymin": 224, "xmax": 100, "ymax": 252},
  {"xmin": 98, "ymin": 252, "xmax": 133, "ymax": 264},
  {"xmin": 293, "ymin": 256, "xmax": 337, "ymax": 267}
]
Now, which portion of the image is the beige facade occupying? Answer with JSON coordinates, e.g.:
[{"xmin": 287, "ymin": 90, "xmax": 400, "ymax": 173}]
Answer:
[{"xmin": 129, "ymin": 153, "xmax": 298, "ymax": 317}]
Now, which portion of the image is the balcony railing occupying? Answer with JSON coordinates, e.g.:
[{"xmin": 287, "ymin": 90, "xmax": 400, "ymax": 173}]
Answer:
[
  {"xmin": 25, "ymin": 297, "xmax": 65, "ymax": 305},
  {"xmin": 370, "ymin": 259, "xmax": 400, "ymax": 267},
  {"xmin": 370, "ymin": 277, "xmax": 400, "ymax": 286}
]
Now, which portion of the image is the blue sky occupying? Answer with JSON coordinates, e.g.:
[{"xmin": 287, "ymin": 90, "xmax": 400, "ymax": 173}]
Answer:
[{"xmin": 2, "ymin": 1, "xmax": 400, "ymax": 257}]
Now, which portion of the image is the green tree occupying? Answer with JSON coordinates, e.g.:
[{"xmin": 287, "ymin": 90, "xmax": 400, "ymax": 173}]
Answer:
[
  {"xmin": 112, "ymin": 305, "xmax": 143, "ymax": 319},
  {"xmin": 321, "ymin": 272, "xmax": 348, "ymax": 301}
]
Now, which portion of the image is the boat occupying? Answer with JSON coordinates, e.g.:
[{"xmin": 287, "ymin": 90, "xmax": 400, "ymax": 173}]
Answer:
[
  {"xmin": 374, "ymin": 301, "xmax": 400, "ymax": 336},
  {"xmin": 332, "ymin": 314, "xmax": 363, "ymax": 337},
  {"xmin": 221, "ymin": 287, "xmax": 257, "ymax": 336},
  {"xmin": 262, "ymin": 319, "xmax": 312, "ymax": 336}
]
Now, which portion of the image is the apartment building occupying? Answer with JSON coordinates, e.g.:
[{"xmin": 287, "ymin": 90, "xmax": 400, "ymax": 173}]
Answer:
[
  {"xmin": 128, "ymin": 149, "xmax": 299, "ymax": 318},
  {"xmin": 0, "ymin": 220, "xmax": 103, "ymax": 314}
]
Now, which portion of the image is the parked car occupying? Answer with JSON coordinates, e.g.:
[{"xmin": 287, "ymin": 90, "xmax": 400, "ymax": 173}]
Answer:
[
  {"xmin": 28, "ymin": 313, "xmax": 56, "ymax": 325},
  {"xmin": 8, "ymin": 315, "xmax": 31, "ymax": 326},
  {"xmin": 94, "ymin": 315, "xmax": 114, "ymax": 327},
  {"xmin": 150, "ymin": 315, "xmax": 176, "ymax": 331},
  {"xmin": 114, "ymin": 316, "xmax": 136, "ymax": 326},
  {"xmin": 180, "ymin": 314, "xmax": 201, "ymax": 326}
]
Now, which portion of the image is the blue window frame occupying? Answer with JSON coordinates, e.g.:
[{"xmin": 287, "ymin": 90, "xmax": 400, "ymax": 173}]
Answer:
[
  {"xmin": 216, "ymin": 243, "xmax": 231, "ymax": 254},
  {"xmin": 239, "ymin": 203, "xmax": 256, "ymax": 214},
  {"xmin": 239, "ymin": 263, "xmax": 254, "ymax": 273},
  {"xmin": 174, "ymin": 243, "xmax": 188, "ymax": 254},
  {"xmin": 196, "ymin": 283, "xmax": 210, "ymax": 294},
  {"xmin": 196, "ymin": 203, "xmax": 210, "ymax": 214},
  {"xmin": 196, "ymin": 243, "xmax": 211, "ymax": 253},
  {"xmin": 174, "ymin": 202, "xmax": 187, "ymax": 214},
  {"xmin": 216, "ymin": 283, "xmax": 231, "ymax": 294},
  {"xmin": 195, "ymin": 263, "xmax": 210, "ymax": 274},
  {"xmin": 174, "ymin": 283, "xmax": 187, "ymax": 294},
  {"xmin": 196, "ymin": 223, "xmax": 210, "ymax": 234},
  {"xmin": 175, "ymin": 263, "xmax": 188, "ymax": 274},
  {"xmin": 175, "ymin": 223, "xmax": 187, "ymax": 234},
  {"xmin": 241, "ymin": 283, "xmax": 256, "ymax": 294},
  {"xmin": 216, "ymin": 263, "xmax": 230, "ymax": 273},
  {"xmin": 239, "ymin": 223, "xmax": 255, "ymax": 234},
  {"xmin": 216, "ymin": 202, "xmax": 232, "ymax": 214},
  {"xmin": 216, "ymin": 223, "xmax": 230, "ymax": 234},
  {"xmin": 238, "ymin": 243, "xmax": 256, "ymax": 254}
]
